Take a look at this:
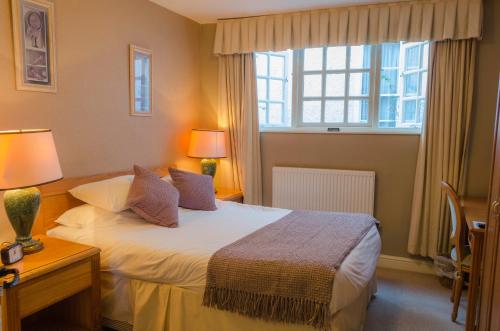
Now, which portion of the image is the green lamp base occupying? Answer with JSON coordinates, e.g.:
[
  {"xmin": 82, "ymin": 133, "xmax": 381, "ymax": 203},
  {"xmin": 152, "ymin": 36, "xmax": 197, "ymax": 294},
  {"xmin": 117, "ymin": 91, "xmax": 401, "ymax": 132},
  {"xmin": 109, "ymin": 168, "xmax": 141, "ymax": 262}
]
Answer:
[
  {"xmin": 4, "ymin": 187, "xmax": 44, "ymax": 254},
  {"xmin": 201, "ymin": 158, "xmax": 218, "ymax": 193},
  {"xmin": 201, "ymin": 158, "xmax": 217, "ymax": 177},
  {"xmin": 20, "ymin": 238, "xmax": 44, "ymax": 254}
]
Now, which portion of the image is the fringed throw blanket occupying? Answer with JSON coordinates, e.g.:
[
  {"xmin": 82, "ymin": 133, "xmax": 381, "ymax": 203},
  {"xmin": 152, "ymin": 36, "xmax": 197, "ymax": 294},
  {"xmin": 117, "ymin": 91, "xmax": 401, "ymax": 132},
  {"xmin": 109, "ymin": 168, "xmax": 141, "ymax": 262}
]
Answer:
[{"xmin": 203, "ymin": 210, "xmax": 377, "ymax": 330}]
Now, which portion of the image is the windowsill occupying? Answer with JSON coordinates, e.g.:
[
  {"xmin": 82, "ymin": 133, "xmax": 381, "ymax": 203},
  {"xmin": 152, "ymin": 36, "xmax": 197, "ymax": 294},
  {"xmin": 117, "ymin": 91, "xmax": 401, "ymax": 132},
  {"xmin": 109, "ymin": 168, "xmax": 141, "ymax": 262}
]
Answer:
[{"xmin": 259, "ymin": 127, "xmax": 421, "ymax": 135}]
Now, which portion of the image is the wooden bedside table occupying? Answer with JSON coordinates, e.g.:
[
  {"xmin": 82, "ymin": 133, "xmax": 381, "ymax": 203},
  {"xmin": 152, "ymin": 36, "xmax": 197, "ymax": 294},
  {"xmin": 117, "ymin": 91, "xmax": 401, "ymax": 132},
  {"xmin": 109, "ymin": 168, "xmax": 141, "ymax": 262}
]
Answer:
[
  {"xmin": 216, "ymin": 188, "xmax": 243, "ymax": 203},
  {"xmin": 1, "ymin": 235, "xmax": 101, "ymax": 331}
]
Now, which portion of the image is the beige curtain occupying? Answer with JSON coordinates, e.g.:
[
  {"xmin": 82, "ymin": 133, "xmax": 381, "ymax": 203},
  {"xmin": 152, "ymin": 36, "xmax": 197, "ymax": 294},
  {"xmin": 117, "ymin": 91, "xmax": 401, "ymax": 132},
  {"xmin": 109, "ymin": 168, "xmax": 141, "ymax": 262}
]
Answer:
[
  {"xmin": 217, "ymin": 54, "xmax": 262, "ymax": 205},
  {"xmin": 214, "ymin": 0, "xmax": 483, "ymax": 55},
  {"xmin": 408, "ymin": 39, "xmax": 476, "ymax": 258}
]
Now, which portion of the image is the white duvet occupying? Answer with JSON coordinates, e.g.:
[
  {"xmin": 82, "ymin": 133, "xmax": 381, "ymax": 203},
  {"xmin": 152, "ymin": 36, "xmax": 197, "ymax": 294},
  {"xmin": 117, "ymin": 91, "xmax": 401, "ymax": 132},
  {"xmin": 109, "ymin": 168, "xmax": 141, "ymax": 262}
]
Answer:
[{"xmin": 47, "ymin": 200, "xmax": 381, "ymax": 315}]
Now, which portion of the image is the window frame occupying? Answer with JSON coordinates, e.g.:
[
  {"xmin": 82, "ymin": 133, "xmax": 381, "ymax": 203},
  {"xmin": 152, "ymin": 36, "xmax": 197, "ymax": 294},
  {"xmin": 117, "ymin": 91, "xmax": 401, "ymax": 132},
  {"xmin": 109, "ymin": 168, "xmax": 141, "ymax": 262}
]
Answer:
[{"xmin": 257, "ymin": 42, "xmax": 429, "ymax": 134}]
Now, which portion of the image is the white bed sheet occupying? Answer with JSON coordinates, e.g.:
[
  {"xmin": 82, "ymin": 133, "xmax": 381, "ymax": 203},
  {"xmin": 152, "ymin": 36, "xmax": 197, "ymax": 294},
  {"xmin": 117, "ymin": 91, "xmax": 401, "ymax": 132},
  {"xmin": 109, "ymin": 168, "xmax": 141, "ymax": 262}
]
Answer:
[{"xmin": 47, "ymin": 200, "xmax": 381, "ymax": 314}]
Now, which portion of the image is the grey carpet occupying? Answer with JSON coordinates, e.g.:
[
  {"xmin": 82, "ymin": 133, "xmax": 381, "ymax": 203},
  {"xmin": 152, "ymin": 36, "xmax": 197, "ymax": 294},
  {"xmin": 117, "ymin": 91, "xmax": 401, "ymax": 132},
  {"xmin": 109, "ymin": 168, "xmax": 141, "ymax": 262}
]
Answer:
[{"xmin": 364, "ymin": 268, "xmax": 465, "ymax": 331}]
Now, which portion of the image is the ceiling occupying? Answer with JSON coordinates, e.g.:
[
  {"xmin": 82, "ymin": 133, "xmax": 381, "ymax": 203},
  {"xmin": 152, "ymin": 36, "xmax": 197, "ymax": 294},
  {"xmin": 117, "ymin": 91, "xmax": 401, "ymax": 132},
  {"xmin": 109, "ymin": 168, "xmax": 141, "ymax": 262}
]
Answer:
[{"xmin": 149, "ymin": 0, "xmax": 403, "ymax": 24}]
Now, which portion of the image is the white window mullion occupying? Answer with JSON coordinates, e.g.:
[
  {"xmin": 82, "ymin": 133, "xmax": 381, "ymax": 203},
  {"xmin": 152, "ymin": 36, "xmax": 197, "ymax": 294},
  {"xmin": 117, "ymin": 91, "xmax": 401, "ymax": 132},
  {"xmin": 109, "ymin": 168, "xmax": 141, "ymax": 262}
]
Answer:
[
  {"xmin": 397, "ymin": 44, "xmax": 405, "ymax": 128},
  {"xmin": 293, "ymin": 49, "xmax": 303, "ymax": 127},
  {"xmin": 282, "ymin": 53, "xmax": 289, "ymax": 125},
  {"xmin": 321, "ymin": 47, "xmax": 327, "ymax": 123},
  {"xmin": 266, "ymin": 54, "xmax": 271, "ymax": 124},
  {"xmin": 372, "ymin": 45, "xmax": 381, "ymax": 128},
  {"xmin": 344, "ymin": 46, "xmax": 351, "ymax": 125}
]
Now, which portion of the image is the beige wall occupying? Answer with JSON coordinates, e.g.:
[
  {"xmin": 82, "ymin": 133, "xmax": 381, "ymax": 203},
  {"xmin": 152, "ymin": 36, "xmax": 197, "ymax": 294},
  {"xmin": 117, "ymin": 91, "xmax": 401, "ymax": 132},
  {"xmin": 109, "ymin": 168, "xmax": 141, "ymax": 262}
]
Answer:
[
  {"xmin": 200, "ymin": 0, "xmax": 500, "ymax": 257},
  {"xmin": 466, "ymin": 0, "xmax": 500, "ymax": 197},
  {"xmin": 0, "ymin": 0, "xmax": 202, "ymax": 240},
  {"xmin": 200, "ymin": 25, "xmax": 219, "ymax": 129}
]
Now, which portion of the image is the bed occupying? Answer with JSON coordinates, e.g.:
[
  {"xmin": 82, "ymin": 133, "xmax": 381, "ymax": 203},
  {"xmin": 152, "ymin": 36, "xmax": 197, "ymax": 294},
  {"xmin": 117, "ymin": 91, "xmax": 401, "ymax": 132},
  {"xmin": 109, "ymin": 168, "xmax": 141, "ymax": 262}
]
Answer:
[{"xmin": 34, "ymin": 166, "xmax": 381, "ymax": 331}]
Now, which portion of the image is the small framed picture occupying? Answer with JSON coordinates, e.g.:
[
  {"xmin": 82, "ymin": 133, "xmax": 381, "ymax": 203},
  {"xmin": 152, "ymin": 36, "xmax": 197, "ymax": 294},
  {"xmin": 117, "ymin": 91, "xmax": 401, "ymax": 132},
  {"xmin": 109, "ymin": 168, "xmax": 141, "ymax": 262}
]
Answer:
[
  {"xmin": 11, "ymin": 0, "xmax": 57, "ymax": 93},
  {"xmin": 129, "ymin": 45, "xmax": 152, "ymax": 116}
]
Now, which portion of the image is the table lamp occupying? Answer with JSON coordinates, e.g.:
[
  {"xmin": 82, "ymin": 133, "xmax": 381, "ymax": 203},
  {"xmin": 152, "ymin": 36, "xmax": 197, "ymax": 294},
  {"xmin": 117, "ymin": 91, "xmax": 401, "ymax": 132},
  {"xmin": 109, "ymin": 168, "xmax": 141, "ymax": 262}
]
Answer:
[
  {"xmin": 187, "ymin": 129, "xmax": 226, "ymax": 178},
  {"xmin": 0, "ymin": 130, "xmax": 63, "ymax": 254}
]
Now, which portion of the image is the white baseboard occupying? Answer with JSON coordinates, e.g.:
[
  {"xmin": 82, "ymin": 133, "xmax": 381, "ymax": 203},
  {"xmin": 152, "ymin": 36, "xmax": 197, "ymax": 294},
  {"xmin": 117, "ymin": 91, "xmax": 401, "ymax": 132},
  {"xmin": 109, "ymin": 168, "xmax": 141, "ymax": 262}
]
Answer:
[{"xmin": 377, "ymin": 254, "xmax": 435, "ymax": 275}]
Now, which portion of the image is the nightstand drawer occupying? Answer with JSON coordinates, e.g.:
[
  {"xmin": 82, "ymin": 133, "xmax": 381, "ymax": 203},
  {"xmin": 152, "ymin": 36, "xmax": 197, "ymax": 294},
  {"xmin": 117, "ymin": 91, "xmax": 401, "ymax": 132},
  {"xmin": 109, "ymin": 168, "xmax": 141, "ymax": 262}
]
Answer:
[{"xmin": 18, "ymin": 259, "xmax": 92, "ymax": 318}]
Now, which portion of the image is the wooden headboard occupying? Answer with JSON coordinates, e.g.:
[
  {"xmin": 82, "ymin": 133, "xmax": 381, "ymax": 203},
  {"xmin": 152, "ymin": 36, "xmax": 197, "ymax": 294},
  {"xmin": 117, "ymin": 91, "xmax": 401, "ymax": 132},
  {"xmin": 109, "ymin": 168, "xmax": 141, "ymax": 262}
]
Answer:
[{"xmin": 33, "ymin": 165, "xmax": 172, "ymax": 235}]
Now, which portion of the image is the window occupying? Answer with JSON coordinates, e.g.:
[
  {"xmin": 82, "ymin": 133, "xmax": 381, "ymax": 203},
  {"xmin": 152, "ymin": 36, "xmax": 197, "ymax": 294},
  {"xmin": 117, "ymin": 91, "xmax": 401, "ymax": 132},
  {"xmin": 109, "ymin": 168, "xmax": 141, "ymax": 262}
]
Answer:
[
  {"xmin": 256, "ymin": 51, "xmax": 293, "ymax": 127},
  {"xmin": 379, "ymin": 42, "xmax": 429, "ymax": 128},
  {"xmin": 255, "ymin": 41, "xmax": 429, "ymax": 132}
]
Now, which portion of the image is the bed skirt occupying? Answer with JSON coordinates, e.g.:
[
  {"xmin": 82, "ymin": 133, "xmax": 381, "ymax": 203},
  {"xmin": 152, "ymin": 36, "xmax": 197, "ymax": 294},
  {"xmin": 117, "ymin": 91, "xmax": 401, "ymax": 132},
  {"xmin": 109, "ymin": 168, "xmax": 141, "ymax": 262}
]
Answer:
[{"xmin": 100, "ymin": 272, "xmax": 377, "ymax": 331}]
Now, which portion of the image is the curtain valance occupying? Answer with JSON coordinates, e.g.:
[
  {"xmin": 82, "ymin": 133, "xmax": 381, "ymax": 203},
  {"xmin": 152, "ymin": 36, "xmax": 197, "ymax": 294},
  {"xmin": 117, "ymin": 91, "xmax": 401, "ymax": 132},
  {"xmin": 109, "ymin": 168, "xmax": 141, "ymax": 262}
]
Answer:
[{"xmin": 213, "ymin": 0, "xmax": 482, "ymax": 55}]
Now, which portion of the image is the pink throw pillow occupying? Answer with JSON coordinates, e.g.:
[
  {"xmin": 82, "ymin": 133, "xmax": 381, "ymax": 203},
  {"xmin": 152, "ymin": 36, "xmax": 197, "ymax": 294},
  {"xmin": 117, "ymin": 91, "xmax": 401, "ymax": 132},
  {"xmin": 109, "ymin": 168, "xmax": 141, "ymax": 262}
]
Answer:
[
  {"xmin": 168, "ymin": 168, "xmax": 217, "ymax": 211},
  {"xmin": 127, "ymin": 165, "xmax": 180, "ymax": 227}
]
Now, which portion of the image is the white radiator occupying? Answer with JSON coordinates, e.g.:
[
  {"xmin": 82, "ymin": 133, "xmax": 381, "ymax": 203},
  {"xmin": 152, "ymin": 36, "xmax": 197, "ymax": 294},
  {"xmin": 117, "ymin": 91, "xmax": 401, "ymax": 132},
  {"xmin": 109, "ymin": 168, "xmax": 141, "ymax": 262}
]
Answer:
[{"xmin": 272, "ymin": 167, "xmax": 375, "ymax": 215}]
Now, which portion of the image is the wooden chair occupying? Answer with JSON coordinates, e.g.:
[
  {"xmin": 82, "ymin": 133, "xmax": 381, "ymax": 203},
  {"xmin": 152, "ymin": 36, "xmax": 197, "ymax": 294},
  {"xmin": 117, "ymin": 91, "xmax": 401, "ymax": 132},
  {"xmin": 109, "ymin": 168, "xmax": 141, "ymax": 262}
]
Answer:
[{"xmin": 442, "ymin": 181, "xmax": 472, "ymax": 321}]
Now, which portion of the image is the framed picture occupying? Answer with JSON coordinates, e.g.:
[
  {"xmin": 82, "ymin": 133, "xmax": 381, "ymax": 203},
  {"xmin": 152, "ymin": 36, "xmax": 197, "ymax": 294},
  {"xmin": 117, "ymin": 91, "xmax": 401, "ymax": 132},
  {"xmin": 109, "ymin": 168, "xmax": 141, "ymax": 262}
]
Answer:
[
  {"xmin": 11, "ymin": 0, "xmax": 57, "ymax": 93},
  {"xmin": 129, "ymin": 45, "xmax": 152, "ymax": 116}
]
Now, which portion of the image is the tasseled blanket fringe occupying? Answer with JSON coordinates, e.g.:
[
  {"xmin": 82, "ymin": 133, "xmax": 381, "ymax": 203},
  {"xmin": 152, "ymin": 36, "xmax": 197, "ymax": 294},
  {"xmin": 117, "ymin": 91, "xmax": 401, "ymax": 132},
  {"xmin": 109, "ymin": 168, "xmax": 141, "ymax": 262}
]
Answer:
[{"xmin": 203, "ymin": 286, "xmax": 331, "ymax": 330}]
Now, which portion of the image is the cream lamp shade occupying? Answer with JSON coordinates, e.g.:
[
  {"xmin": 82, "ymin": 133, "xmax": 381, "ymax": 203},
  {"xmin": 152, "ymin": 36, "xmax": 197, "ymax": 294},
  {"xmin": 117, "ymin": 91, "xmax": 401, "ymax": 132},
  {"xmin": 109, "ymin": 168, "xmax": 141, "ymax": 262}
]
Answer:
[
  {"xmin": 188, "ymin": 129, "xmax": 227, "ymax": 159},
  {"xmin": 0, "ymin": 129, "xmax": 63, "ymax": 190}
]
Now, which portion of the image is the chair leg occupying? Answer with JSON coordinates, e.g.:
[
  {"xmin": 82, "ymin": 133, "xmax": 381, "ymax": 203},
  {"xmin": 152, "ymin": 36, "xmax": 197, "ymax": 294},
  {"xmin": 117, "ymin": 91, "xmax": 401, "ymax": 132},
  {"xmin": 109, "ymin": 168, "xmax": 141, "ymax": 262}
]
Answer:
[
  {"xmin": 450, "ymin": 277, "xmax": 456, "ymax": 303},
  {"xmin": 452, "ymin": 272, "xmax": 463, "ymax": 321}
]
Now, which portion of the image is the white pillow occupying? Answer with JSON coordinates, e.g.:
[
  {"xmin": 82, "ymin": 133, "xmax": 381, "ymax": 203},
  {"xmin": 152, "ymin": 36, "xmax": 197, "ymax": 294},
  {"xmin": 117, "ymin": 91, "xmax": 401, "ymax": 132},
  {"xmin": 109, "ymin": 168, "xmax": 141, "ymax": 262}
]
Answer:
[
  {"xmin": 69, "ymin": 175, "xmax": 134, "ymax": 212},
  {"xmin": 55, "ymin": 204, "xmax": 106, "ymax": 228}
]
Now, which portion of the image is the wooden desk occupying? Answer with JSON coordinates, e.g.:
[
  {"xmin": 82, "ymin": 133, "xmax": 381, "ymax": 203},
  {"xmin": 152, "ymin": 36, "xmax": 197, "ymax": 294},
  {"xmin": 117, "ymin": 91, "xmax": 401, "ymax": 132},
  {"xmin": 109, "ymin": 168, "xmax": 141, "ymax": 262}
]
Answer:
[{"xmin": 462, "ymin": 197, "xmax": 488, "ymax": 331}]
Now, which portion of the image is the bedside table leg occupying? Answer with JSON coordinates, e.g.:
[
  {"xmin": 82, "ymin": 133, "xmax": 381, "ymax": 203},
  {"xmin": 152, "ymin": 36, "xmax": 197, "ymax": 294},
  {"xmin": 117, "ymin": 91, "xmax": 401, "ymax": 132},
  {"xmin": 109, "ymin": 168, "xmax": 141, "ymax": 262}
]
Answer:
[
  {"xmin": 2, "ymin": 287, "xmax": 21, "ymax": 331},
  {"xmin": 90, "ymin": 254, "xmax": 101, "ymax": 331}
]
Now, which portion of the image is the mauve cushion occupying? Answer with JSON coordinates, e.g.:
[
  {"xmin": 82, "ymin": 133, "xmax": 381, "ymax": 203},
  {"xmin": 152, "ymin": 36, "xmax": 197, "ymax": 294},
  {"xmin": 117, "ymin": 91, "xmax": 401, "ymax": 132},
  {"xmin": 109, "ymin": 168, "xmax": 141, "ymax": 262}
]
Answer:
[
  {"xmin": 127, "ymin": 165, "xmax": 180, "ymax": 227},
  {"xmin": 168, "ymin": 168, "xmax": 217, "ymax": 211}
]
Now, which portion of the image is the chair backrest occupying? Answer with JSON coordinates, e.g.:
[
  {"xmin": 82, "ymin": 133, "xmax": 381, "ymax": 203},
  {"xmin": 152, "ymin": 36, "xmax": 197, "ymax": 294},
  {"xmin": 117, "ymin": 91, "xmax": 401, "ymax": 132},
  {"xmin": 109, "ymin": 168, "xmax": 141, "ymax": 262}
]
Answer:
[{"xmin": 441, "ymin": 181, "xmax": 465, "ymax": 267}]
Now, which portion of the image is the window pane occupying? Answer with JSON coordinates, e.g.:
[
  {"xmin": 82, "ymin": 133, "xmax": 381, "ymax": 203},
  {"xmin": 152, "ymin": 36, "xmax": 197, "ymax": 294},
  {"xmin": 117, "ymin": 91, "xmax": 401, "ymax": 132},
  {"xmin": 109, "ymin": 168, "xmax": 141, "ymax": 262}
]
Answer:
[
  {"xmin": 379, "ymin": 96, "xmax": 399, "ymax": 128},
  {"xmin": 404, "ymin": 73, "xmax": 419, "ymax": 96},
  {"xmin": 380, "ymin": 69, "xmax": 398, "ymax": 94},
  {"xmin": 256, "ymin": 54, "xmax": 268, "ymax": 76},
  {"xmin": 403, "ymin": 100, "xmax": 417, "ymax": 122},
  {"xmin": 135, "ymin": 81, "xmax": 142, "ymax": 97},
  {"xmin": 381, "ymin": 44, "xmax": 400, "ymax": 68},
  {"xmin": 258, "ymin": 102, "xmax": 267, "ymax": 125},
  {"xmin": 420, "ymin": 71, "xmax": 428, "ymax": 97},
  {"xmin": 302, "ymin": 100, "xmax": 322, "ymax": 123},
  {"xmin": 304, "ymin": 48, "xmax": 323, "ymax": 71},
  {"xmin": 269, "ymin": 103, "xmax": 283, "ymax": 125},
  {"xmin": 326, "ymin": 46, "xmax": 347, "ymax": 70},
  {"xmin": 269, "ymin": 56, "xmax": 285, "ymax": 77},
  {"xmin": 348, "ymin": 99, "xmax": 369, "ymax": 123},
  {"xmin": 350, "ymin": 45, "xmax": 371, "ymax": 69},
  {"xmin": 405, "ymin": 45, "xmax": 420, "ymax": 70},
  {"xmin": 423, "ymin": 43, "xmax": 429, "ymax": 68},
  {"xmin": 325, "ymin": 74, "xmax": 345, "ymax": 97},
  {"xmin": 417, "ymin": 99, "xmax": 426, "ymax": 124},
  {"xmin": 303, "ymin": 74, "xmax": 322, "ymax": 97},
  {"xmin": 257, "ymin": 78, "xmax": 267, "ymax": 100},
  {"xmin": 349, "ymin": 72, "xmax": 370, "ymax": 96},
  {"xmin": 325, "ymin": 100, "xmax": 344, "ymax": 123},
  {"xmin": 269, "ymin": 79, "xmax": 284, "ymax": 101}
]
